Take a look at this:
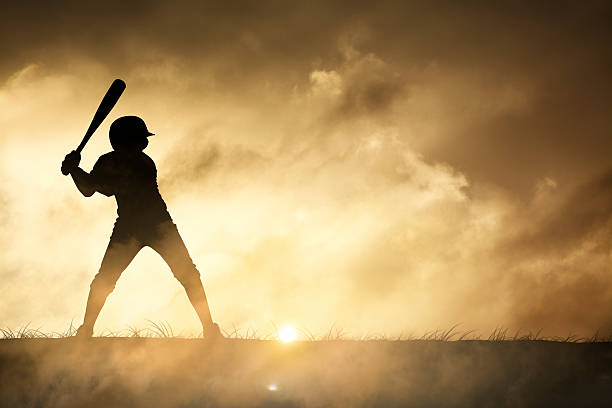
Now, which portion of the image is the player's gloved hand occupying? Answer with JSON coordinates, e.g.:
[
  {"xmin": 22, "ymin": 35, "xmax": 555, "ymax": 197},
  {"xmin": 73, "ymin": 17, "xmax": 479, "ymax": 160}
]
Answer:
[{"xmin": 61, "ymin": 150, "xmax": 81, "ymax": 175}]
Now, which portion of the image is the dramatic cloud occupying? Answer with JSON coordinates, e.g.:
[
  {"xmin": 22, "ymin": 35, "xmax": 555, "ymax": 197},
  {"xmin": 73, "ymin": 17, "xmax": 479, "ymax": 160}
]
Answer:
[{"xmin": 1, "ymin": 1, "xmax": 610, "ymax": 337}]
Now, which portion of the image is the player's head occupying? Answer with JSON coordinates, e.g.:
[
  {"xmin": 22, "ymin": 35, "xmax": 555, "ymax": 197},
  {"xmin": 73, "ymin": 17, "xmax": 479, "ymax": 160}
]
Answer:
[{"xmin": 109, "ymin": 116, "xmax": 154, "ymax": 151}]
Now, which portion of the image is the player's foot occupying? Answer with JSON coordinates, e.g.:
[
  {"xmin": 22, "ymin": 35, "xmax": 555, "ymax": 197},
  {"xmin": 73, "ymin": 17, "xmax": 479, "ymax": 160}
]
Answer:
[
  {"xmin": 74, "ymin": 325, "xmax": 93, "ymax": 338},
  {"xmin": 204, "ymin": 323, "xmax": 223, "ymax": 340}
]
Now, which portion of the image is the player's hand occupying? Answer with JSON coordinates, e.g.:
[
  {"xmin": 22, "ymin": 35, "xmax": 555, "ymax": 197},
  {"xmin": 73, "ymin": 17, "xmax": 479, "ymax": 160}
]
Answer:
[{"xmin": 61, "ymin": 150, "xmax": 81, "ymax": 175}]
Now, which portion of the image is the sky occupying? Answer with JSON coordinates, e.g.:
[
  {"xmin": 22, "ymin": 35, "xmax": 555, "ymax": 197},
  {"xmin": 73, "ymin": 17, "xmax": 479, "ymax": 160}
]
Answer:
[{"xmin": 0, "ymin": 0, "xmax": 611, "ymax": 337}]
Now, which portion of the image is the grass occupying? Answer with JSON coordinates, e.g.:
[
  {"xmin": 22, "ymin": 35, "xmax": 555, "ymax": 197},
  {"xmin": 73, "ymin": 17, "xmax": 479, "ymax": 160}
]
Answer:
[{"xmin": 1, "ymin": 321, "xmax": 610, "ymax": 342}]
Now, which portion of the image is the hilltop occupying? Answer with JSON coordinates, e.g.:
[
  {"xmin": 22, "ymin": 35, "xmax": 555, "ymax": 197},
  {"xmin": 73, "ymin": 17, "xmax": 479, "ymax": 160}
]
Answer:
[{"xmin": 0, "ymin": 338, "xmax": 610, "ymax": 407}]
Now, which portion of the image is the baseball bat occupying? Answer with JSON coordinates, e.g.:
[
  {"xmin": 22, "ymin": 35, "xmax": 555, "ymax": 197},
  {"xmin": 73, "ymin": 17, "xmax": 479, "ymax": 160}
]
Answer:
[{"xmin": 62, "ymin": 79, "xmax": 126, "ymax": 175}]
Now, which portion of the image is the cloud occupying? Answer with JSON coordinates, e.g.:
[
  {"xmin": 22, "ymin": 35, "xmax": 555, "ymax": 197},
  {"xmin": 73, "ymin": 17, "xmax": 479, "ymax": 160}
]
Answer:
[
  {"xmin": 487, "ymin": 169, "xmax": 612, "ymax": 335},
  {"xmin": 331, "ymin": 53, "xmax": 405, "ymax": 119},
  {"xmin": 510, "ymin": 169, "xmax": 612, "ymax": 256},
  {"xmin": 0, "ymin": 1, "xmax": 611, "ymax": 336}
]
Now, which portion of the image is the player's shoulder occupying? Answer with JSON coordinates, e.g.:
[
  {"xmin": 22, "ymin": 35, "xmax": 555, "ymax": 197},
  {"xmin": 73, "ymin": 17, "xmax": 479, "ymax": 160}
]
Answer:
[
  {"xmin": 139, "ymin": 152, "xmax": 157, "ymax": 168},
  {"xmin": 94, "ymin": 150, "xmax": 155, "ymax": 169},
  {"xmin": 94, "ymin": 151, "xmax": 117, "ymax": 165},
  {"xmin": 97, "ymin": 151, "xmax": 117, "ymax": 159}
]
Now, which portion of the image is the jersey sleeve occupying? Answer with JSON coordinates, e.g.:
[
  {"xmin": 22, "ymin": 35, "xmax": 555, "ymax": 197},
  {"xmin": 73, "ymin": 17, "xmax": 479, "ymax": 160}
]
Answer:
[{"xmin": 90, "ymin": 154, "xmax": 115, "ymax": 196}]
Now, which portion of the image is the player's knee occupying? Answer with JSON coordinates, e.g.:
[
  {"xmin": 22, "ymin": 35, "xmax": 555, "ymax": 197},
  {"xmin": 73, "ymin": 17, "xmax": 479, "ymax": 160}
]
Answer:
[
  {"xmin": 90, "ymin": 272, "xmax": 118, "ymax": 295},
  {"xmin": 174, "ymin": 264, "xmax": 201, "ymax": 287}
]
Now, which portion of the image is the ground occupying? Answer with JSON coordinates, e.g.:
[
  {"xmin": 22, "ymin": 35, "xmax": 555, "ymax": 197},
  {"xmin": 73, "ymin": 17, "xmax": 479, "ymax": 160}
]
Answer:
[{"xmin": 0, "ymin": 338, "xmax": 610, "ymax": 407}]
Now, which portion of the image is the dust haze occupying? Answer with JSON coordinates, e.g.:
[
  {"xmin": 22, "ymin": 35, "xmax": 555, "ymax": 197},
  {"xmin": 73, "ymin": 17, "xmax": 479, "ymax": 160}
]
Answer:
[{"xmin": 1, "ymin": 0, "xmax": 611, "ymax": 337}]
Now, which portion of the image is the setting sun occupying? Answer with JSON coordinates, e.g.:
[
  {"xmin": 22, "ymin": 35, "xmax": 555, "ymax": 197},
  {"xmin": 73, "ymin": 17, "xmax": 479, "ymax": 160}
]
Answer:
[{"xmin": 278, "ymin": 326, "xmax": 297, "ymax": 343}]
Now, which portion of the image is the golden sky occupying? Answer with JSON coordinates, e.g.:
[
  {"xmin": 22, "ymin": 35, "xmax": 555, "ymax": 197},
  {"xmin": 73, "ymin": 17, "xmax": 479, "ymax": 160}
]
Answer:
[{"xmin": 1, "ymin": 1, "xmax": 611, "ymax": 337}]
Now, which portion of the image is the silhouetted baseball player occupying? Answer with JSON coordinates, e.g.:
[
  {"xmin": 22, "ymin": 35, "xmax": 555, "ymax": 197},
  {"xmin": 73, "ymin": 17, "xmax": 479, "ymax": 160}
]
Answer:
[{"xmin": 61, "ymin": 116, "xmax": 222, "ymax": 339}]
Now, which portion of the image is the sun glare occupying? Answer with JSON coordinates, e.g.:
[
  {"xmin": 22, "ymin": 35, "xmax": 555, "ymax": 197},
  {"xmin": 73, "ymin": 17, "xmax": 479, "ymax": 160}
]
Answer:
[
  {"xmin": 267, "ymin": 384, "xmax": 278, "ymax": 391},
  {"xmin": 278, "ymin": 326, "xmax": 297, "ymax": 343}
]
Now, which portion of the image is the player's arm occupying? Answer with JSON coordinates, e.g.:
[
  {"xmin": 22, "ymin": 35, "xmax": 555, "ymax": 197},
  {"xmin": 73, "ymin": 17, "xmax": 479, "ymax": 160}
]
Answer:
[
  {"xmin": 61, "ymin": 151, "xmax": 96, "ymax": 197},
  {"xmin": 70, "ymin": 167, "xmax": 97, "ymax": 197},
  {"xmin": 61, "ymin": 151, "xmax": 113, "ymax": 197}
]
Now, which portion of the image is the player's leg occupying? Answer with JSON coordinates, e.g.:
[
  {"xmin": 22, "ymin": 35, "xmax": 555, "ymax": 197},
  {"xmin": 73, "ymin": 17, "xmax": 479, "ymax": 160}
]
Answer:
[
  {"xmin": 150, "ymin": 221, "xmax": 221, "ymax": 338},
  {"xmin": 77, "ymin": 234, "xmax": 142, "ymax": 337}
]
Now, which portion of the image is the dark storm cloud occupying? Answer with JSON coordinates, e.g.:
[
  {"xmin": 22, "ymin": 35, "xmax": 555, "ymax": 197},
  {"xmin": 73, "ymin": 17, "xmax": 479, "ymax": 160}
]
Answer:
[
  {"xmin": 334, "ymin": 54, "xmax": 406, "ymax": 119},
  {"xmin": 509, "ymin": 268, "xmax": 612, "ymax": 336},
  {"xmin": 493, "ymin": 169, "xmax": 612, "ymax": 335},
  {"xmin": 511, "ymin": 169, "xmax": 612, "ymax": 256},
  {"xmin": 4, "ymin": 0, "xmax": 611, "ymax": 166},
  {"xmin": 1, "ymin": 1, "xmax": 347, "ymax": 85}
]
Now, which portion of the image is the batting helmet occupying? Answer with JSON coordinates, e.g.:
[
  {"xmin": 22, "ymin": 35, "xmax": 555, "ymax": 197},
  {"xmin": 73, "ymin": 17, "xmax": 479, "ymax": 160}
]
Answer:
[{"xmin": 109, "ymin": 116, "xmax": 154, "ymax": 151}]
